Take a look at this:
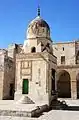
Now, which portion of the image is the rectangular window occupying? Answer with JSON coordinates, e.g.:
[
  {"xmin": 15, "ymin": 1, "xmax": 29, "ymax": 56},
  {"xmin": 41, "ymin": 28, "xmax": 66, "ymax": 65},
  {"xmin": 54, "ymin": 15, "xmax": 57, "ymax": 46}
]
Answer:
[{"xmin": 61, "ymin": 56, "xmax": 65, "ymax": 64}]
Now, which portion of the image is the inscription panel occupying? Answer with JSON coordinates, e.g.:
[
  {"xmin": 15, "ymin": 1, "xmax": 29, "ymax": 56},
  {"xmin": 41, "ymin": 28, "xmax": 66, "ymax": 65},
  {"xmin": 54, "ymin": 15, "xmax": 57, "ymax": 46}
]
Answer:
[{"xmin": 21, "ymin": 68, "xmax": 31, "ymax": 75}]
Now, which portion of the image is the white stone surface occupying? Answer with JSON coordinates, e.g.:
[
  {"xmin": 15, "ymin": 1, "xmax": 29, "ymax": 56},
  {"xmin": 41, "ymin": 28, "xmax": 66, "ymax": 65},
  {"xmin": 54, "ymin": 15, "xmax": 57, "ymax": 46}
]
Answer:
[
  {"xmin": 53, "ymin": 42, "xmax": 76, "ymax": 65},
  {"xmin": 15, "ymin": 52, "xmax": 57, "ymax": 105},
  {"xmin": 38, "ymin": 110, "xmax": 79, "ymax": 120},
  {"xmin": 0, "ymin": 100, "xmax": 48, "ymax": 111},
  {"xmin": 0, "ymin": 110, "xmax": 79, "ymax": 120},
  {"xmin": 0, "ymin": 100, "xmax": 37, "ymax": 111},
  {"xmin": 0, "ymin": 100, "xmax": 79, "ymax": 120},
  {"xmin": 0, "ymin": 116, "xmax": 36, "ymax": 120}
]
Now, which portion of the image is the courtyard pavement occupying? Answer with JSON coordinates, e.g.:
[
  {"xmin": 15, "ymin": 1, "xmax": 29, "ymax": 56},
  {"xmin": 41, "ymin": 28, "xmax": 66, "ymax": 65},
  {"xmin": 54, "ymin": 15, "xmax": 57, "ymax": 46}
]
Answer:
[
  {"xmin": 0, "ymin": 99, "xmax": 79, "ymax": 120},
  {"xmin": 0, "ymin": 110, "xmax": 79, "ymax": 120}
]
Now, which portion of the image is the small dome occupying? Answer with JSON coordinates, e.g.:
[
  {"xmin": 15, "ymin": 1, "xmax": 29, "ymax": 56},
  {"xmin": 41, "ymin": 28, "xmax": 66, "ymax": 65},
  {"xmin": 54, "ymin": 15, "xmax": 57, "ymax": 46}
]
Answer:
[{"xmin": 26, "ymin": 16, "xmax": 50, "ymax": 39}]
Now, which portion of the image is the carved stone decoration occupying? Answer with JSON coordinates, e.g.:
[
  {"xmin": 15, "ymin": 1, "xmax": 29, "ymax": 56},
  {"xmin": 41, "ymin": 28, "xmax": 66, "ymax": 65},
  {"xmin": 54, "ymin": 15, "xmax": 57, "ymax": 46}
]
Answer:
[
  {"xmin": 27, "ymin": 16, "xmax": 50, "ymax": 39},
  {"xmin": 21, "ymin": 69, "xmax": 31, "ymax": 75},
  {"xmin": 38, "ymin": 68, "xmax": 41, "ymax": 86}
]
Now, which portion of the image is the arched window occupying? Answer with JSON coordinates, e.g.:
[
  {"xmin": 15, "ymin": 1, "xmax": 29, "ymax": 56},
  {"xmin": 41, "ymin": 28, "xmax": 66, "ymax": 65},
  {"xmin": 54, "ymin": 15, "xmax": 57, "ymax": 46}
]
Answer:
[
  {"xmin": 46, "ymin": 43, "xmax": 50, "ymax": 48},
  {"xmin": 31, "ymin": 47, "xmax": 36, "ymax": 53}
]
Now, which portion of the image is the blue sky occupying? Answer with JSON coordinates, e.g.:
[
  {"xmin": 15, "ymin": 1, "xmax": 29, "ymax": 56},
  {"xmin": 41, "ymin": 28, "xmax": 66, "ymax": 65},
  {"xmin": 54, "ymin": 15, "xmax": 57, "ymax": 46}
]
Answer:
[{"xmin": 0, "ymin": 0, "xmax": 79, "ymax": 48}]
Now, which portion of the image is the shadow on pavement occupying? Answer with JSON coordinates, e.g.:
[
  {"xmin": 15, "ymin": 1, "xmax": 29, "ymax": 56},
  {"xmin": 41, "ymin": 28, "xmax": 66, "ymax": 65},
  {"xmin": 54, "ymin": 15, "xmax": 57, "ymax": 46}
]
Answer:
[{"xmin": 50, "ymin": 100, "xmax": 79, "ymax": 111}]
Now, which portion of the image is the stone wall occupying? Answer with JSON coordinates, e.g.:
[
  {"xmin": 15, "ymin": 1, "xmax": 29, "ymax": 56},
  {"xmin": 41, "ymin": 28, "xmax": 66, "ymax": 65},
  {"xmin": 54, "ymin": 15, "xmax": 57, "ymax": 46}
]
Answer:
[
  {"xmin": 0, "ymin": 49, "xmax": 7, "ymax": 99},
  {"xmin": 57, "ymin": 65, "xmax": 79, "ymax": 99},
  {"xmin": 15, "ymin": 52, "xmax": 57, "ymax": 105},
  {"xmin": 53, "ymin": 42, "xmax": 75, "ymax": 65},
  {"xmin": 23, "ymin": 37, "xmax": 53, "ymax": 55},
  {"xmin": 3, "ymin": 57, "xmax": 15, "ymax": 99},
  {"xmin": 53, "ymin": 41, "xmax": 79, "ymax": 99}
]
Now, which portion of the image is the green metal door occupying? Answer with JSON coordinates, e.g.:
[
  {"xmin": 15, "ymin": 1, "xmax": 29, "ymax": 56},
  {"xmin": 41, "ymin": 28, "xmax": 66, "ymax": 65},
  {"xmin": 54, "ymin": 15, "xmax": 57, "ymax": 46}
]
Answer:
[{"xmin": 22, "ymin": 79, "xmax": 29, "ymax": 94}]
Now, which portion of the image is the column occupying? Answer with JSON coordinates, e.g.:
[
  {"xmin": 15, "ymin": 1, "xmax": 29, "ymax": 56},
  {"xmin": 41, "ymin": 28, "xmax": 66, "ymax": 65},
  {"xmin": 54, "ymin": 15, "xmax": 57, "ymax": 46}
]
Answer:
[
  {"xmin": 71, "ymin": 71, "xmax": 77, "ymax": 99},
  {"xmin": 71, "ymin": 80, "xmax": 77, "ymax": 99}
]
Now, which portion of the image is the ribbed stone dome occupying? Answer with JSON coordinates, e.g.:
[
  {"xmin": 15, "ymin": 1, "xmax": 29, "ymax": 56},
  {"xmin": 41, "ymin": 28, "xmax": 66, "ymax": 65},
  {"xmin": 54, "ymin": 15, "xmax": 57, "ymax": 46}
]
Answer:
[
  {"xmin": 26, "ymin": 16, "xmax": 50, "ymax": 39},
  {"xmin": 30, "ymin": 16, "xmax": 50, "ymax": 29}
]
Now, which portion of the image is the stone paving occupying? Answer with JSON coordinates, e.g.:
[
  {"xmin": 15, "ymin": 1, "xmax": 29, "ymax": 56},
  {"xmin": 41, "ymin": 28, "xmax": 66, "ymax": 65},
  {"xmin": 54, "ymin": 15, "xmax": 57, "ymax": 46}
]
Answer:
[
  {"xmin": 38, "ymin": 110, "xmax": 79, "ymax": 120},
  {"xmin": 0, "ymin": 110, "xmax": 79, "ymax": 120},
  {"xmin": 0, "ymin": 116, "xmax": 36, "ymax": 120},
  {"xmin": 0, "ymin": 100, "xmax": 79, "ymax": 120}
]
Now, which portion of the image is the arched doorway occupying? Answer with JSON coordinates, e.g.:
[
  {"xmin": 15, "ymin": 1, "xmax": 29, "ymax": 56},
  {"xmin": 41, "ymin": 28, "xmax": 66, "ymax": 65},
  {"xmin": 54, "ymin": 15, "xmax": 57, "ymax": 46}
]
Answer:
[
  {"xmin": 76, "ymin": 51, "xmax": 79, "ymax": 64},
  {"xmin": 31, "ymin": 47, "xmax": 36, "ymax": 53},
  {"xmin": 57, "ymin": 70, "xmax": 71, "ymax": 98},
  {"xmin": 76, "ymin": 73, "xmax": 79, "ymax": 98},
  {"xmin": 9, "ymin": 84, "xmax": 14, "ymax": 99}
]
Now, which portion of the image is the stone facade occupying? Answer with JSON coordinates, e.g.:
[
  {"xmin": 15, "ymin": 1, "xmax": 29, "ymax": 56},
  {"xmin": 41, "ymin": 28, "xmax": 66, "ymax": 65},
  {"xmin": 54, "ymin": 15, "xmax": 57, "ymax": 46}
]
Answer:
[
  {"xmin": 0, "ymin": 49, "xmax": 14, "ymax": 99},
  {"xmin": 53, "ymin": 42, "xmax": 75, "ymax": 65},
  {"xmin": 53, "ymin": 41, "xmax": 79, "ymax": 99},
  {"xmin": 15, "ymin": 52, "xmax": 57, "ymax": 105},
  {"xmin": 0, "ymin": 44, "xmax": 22, "ymax": 100}
]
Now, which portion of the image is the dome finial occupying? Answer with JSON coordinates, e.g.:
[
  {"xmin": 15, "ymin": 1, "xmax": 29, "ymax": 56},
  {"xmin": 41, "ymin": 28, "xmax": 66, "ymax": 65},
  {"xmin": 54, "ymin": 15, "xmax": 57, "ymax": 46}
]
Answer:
[
  {"xmin": 38, "ymin": 5, "xmax": 40, "ymax": 16},
  {"xmin": 37, "ymin": 0, "xmax": 40, "ymax": 16}
]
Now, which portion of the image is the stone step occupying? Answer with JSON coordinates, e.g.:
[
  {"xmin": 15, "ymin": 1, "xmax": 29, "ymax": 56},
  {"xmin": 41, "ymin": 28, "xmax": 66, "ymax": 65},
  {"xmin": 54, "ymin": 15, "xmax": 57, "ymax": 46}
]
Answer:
[
  {"xmin": 0, "ymin": 104, "xmax": 49, "ymax": 118},
  {"xmin": 17, "ymin": 96, "xmax": 35, "ymax": 104},
  {"xmin": 0, "ymin": 110, "xmax": 32, "ymax": 117}
]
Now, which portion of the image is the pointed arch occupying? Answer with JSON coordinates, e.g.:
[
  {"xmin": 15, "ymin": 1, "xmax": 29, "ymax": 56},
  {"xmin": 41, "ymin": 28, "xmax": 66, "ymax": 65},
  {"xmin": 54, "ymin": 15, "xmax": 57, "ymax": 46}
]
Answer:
[
  {"xmin": 31, "ymin": 47, "xmax": 36, "ymax": 53},
  {"xmin": 76, "ymin": 73, "xmax": 79, "ymax": 98},
  {"xmin": 76, "ymin": 51, "xmax": 79, "ymax": 64},
  {"xmin": 57, "ymin": 70, "xmax": 71, "ymax": 98}
]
